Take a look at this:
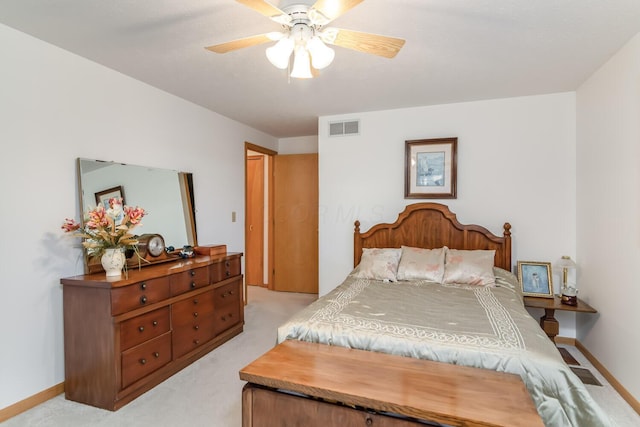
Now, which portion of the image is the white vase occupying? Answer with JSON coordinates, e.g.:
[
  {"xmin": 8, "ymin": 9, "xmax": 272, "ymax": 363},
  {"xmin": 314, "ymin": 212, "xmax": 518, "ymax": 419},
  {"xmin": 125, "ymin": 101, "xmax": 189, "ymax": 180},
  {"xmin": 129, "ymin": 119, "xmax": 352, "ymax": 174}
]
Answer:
[{"xmin": 101, "ymin": 248, "xmax": 125, "ymax": 277}]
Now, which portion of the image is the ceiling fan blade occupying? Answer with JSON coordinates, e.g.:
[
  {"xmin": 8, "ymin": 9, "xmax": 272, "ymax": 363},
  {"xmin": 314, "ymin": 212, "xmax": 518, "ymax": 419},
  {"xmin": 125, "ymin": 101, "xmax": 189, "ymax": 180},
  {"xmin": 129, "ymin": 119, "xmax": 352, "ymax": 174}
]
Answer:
[
  {"xmin": 205, "ymin": 33, "xmax": 276, "ymax": 54},
  {"xmin": 326, "ymin": 28, "xmax": 405, "ymax": 58},
  {"xmin": 236, "ymin": 0, "xmax": 291, "ymax": 24},
  {"xmin": 309, "ymin": 0, "xmax": 364, "ymax": 24}
]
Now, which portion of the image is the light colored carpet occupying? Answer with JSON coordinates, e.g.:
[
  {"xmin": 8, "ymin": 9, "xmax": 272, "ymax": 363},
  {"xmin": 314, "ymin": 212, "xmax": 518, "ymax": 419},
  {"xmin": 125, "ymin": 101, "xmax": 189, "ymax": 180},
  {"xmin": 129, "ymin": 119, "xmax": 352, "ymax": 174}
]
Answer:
[
  {"xmin": 2, "ymin": 286, "xmax": 638, "ymax": 426},
  {"xmin": 557, "ymin": 344, "xmax": 640, "ymax": 427}
]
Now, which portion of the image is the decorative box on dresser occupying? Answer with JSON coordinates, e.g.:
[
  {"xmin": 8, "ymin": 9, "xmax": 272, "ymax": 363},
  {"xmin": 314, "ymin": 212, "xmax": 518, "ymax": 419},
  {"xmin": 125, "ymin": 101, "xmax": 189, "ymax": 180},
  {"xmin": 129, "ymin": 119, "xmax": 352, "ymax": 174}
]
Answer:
[{"xmin": 61, "ymin": 252, "xmax": 243, "ymax": 410}]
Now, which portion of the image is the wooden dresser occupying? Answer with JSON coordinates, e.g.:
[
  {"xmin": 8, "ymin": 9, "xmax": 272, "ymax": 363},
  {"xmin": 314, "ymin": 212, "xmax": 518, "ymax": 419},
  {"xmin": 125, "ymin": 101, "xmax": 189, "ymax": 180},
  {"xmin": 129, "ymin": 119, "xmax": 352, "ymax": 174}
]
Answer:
[{"xmin": 61, "ymin": 252, "xmax": 243, "ymax": 410}]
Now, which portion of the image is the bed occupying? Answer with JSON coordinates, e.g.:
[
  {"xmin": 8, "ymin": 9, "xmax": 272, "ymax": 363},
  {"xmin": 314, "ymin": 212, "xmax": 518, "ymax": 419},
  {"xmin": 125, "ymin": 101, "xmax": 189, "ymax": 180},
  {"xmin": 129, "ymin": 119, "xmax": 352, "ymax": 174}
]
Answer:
[{"xmin": 277, "ymin": 203, "xmax": 610, "ymax": 427}]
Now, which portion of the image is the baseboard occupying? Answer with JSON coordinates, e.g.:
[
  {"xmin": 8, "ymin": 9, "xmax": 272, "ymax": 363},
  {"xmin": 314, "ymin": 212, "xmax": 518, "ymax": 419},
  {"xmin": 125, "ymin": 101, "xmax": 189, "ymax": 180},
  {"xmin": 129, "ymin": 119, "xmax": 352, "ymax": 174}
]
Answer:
[
  {"xmin": 554, "ymin": 336, "xmax": 639, "ymax": 415},
  {"xmin": 0, "ymin": 382, "xmax": 64, "ymax": 423},
  {"xmin": 573, "ymin": 339, "xmax": 640, "ymax": 415}
]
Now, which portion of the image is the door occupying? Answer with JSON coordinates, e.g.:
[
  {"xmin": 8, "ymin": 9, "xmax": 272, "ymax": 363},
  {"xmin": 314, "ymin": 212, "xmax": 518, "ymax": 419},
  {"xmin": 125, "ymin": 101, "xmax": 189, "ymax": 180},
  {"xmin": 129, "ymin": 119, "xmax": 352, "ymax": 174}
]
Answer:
[
  {"xmin": 273, "ymin": 153, "xmax": 318, "ymax": 293},
  {"xmin": 246, "ymin": 155, "xmax": 264, "ymax": 287}
]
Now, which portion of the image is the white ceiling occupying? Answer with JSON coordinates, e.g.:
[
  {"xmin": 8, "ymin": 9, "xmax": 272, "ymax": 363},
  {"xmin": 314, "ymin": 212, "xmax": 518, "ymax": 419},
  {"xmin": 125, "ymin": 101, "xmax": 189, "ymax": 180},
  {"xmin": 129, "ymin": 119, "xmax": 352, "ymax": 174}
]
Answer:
[{"xmin": 1, "ymin": 0, "xmax": 639, "ymax": 138}]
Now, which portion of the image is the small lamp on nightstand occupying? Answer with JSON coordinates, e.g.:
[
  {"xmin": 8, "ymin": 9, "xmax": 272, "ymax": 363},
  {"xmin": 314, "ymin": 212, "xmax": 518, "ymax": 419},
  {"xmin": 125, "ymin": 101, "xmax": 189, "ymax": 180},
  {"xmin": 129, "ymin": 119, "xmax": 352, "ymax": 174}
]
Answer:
[{"xmin": 556, "ymin": 255, "xmax": 578, "ymax": 306}]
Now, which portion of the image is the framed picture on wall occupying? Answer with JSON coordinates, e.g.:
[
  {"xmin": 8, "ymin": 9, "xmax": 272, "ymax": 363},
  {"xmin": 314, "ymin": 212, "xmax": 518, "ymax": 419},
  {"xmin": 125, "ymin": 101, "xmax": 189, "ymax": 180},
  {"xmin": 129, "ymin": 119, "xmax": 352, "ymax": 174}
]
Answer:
[
  {"xmin": 405, "ymin": 137, "xmax": 457, "ymax": 199},
  {"xmin": 95, "ymin": 185, "xmax": 125, "ymax": 209},
  {"xmin": 517, "ymin": 261, "xmax": 554, "ymax": 298}
]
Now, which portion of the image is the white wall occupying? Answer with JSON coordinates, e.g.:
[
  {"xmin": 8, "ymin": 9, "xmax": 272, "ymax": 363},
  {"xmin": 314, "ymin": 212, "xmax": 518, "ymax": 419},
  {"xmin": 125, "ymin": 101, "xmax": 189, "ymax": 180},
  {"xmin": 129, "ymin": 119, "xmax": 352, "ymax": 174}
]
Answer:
[
  {"xmin": 278, "ymin": 135, "xmax": 318, "ymax": 154},
  {"xmin": 318, "ymin": 94, "xmax": 578, "ymax": 332},
  {"xmin": 0, "ymin": 24, "xmax": 277, "ymax": 410},
  {"xmin": 576, "ymin": 33, "xmax": 640, "ymax": 400}
]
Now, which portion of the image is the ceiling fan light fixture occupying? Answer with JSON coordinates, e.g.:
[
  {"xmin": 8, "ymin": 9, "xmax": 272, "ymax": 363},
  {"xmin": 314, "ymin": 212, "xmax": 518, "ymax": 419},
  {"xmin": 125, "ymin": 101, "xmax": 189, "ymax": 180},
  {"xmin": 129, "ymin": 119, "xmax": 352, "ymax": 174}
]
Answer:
[
  {"xmin": 290, "ymin": 46, "xmax": 313, "ymax": 79},
  {"xmin": 266, "ymin": 31, "xmax": 286, "ymax": 41},
  {"xmin": 306, "ymin": 36, "xmax": 335, "ymax": 70},
  {"xmin": 265, "ymin": 37, "xmax": 294, "ymax": 69},
  {"xmin": 307, "ymin": 8, "xmax": 330, "ymax": 26},
  {"xmin": 319, "ymin": 27, "xmax": 339, "ymax": 45},
  {"xmin": 207, "ymin": 1, "xmax": 406, "ymax": 80}
]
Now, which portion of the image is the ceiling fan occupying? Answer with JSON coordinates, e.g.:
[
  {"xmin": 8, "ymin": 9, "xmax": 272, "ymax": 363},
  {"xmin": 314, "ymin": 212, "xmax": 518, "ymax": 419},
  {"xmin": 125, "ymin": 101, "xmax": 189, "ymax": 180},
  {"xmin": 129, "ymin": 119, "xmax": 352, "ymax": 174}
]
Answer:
[{"xmin": 205, "ymin": 0, "xmax": 405, "ymax": 79}]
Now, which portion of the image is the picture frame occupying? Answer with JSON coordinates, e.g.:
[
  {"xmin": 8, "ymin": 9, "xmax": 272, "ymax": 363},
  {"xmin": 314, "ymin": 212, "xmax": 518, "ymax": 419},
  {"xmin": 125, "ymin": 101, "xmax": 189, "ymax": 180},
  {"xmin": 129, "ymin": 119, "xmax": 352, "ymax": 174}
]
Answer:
[
  {"xmin": 95, "ymin": 185, "xmax": 125, "ymax": 209},
  {"xmin": 405, "ymin": 137, "xmax": 457, "ymax": 199},
  {"xmin": 517, "ymin": 261, "xmax": 554, "ymax": 298}
]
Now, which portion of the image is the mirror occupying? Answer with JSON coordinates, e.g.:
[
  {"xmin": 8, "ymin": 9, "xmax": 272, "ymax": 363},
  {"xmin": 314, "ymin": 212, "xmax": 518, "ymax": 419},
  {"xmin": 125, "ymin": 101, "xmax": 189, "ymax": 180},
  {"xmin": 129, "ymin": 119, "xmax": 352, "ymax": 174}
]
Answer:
[{"xmin": 77, "ymin": 158, "xmax": 197, "ymax": 271}]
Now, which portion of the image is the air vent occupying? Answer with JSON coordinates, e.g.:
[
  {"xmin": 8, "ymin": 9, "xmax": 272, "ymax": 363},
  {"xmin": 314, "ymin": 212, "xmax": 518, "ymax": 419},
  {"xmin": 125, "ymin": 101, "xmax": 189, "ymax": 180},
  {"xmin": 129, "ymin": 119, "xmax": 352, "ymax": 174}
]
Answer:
[{"xmin": 329, "ymin": 120, "xmax": 360, "ymax": 137}]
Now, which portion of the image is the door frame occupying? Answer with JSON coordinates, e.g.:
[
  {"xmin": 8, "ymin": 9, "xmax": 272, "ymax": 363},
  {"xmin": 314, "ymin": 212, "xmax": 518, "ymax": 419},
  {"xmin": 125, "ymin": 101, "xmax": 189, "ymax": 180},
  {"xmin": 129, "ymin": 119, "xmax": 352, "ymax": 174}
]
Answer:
[{"xmin": 245, "ymin": 142, "xmax": 277, "ymax": 302}]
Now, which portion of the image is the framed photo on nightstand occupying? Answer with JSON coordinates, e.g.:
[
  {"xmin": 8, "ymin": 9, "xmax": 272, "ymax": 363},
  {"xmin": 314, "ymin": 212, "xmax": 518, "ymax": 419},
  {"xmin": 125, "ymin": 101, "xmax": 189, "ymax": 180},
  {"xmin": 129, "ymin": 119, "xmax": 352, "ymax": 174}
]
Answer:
[{"xmin": 517, "ymin": 261, "xmax": 553, "ymax": 298}]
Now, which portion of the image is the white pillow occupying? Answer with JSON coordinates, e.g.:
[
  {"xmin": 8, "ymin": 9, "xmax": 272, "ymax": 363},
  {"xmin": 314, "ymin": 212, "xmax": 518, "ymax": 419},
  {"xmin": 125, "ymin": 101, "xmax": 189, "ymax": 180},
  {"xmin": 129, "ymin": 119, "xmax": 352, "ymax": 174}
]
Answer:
[
  {"xmin": 396, "ymin": 246, "xmax": 446, "ymax": 282},
  {"xmin": 443, "ymin": 248, "xmax": 496, "ymax": 286},
  {"xmin": 352, "ymin": 248, "xmax": 402, "ymax": 282}
]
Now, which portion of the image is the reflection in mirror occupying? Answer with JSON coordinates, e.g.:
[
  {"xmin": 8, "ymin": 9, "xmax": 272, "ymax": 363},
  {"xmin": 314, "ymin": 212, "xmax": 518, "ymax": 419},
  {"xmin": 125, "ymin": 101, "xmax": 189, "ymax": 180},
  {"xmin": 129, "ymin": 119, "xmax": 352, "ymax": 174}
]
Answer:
[{"xmin": 77, "ymin": 158, "xmax": 197, "ymax": 267}]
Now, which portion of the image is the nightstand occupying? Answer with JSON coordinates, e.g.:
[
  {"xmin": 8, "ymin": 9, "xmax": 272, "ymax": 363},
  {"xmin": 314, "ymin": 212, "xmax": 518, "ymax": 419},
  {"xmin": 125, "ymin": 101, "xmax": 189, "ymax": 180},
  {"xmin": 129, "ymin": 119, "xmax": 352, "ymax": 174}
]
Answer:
[{"xmin": 523, "ymin": 296, "xmax": 597, "ymax": 342}]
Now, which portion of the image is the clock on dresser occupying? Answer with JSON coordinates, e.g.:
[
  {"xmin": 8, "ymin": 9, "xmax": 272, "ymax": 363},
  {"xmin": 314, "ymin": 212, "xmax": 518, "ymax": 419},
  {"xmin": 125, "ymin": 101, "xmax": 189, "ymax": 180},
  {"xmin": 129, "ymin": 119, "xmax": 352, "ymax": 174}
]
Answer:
[{"xmin": 137, "ymin": 233, "xmax": 166, "ymax": 260}]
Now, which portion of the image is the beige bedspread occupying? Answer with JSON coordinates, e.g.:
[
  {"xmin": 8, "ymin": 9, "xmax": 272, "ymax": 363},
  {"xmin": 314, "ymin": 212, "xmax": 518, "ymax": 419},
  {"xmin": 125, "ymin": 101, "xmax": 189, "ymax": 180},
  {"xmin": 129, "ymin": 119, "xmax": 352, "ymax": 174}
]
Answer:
[{"xmin": 277, "ymin": 268, "xmax": 610, "ymax": 427}]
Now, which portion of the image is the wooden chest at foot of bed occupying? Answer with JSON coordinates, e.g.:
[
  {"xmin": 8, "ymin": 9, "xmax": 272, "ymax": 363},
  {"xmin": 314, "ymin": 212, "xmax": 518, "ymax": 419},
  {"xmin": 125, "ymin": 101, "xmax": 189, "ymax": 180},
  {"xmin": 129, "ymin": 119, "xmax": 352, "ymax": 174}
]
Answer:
[{"xmin": 240, "ymin": 340, "xmax": 543, "ymax": 427}]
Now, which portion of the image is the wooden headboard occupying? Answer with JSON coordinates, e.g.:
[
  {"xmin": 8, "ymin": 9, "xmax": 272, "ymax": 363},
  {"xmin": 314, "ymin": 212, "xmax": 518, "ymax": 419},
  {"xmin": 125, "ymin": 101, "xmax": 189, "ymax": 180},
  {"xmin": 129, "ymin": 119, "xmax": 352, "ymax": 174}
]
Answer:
[{"xmin": 354, "ymin": 203, "xmax": 512, "ymax": 271}]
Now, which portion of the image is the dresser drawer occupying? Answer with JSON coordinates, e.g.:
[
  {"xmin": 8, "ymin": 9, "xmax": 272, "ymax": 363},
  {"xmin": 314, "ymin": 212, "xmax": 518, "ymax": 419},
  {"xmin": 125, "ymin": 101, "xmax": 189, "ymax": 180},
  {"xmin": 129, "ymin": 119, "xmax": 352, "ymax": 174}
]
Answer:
[
  {"xmin": 121, "ymin": 332, "xmax": 172, "ymax": 389},
  {"xmin": 214, "ymin": 280, "xmax": 241, "ymax": 309},
  {"xmin": 170, "ymin": 266, "xmax": 210, "ymax": 296},
  {"xmin": 172, "ymin": 290, "xmax": 215, "ymax": 327},
  {"xmin": 111, "ymin": 277, "xmax": 171, "ymax": 316},
  {"xmin": 172, "ymin": 313, "xmax": 216, "ymax": 358},
  {"xmin": 210, "ymin": 257, "xmax": 241, "ymax": 283},
  {"xmin": 213, "ymin": 303, "xmax": 241, "ymax": 336},
  {"xmin": 120, "ymin": 307, "xmax": 170, "ymax": 351}
]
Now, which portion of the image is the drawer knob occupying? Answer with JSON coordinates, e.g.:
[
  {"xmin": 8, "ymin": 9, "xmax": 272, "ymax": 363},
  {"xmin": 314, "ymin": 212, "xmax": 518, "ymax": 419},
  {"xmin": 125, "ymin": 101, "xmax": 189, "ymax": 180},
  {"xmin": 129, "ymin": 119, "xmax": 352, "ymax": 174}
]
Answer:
[
  {"xmin": 193, "ymin": 299, "xmax": 199, "ymax": 305},
  {"xmin": 190, "ymin": 281, "xmax": 196, "ymax": 288},
  {"xmin": 140, "ymin": 282, "xmax": 147, "ymax": 290},
  {"xmin": 365, "ymin": 416, "xmax": 373, "ymax": 426},
  {"xmin": 225, "ymin": 261, "xmax": 230, "ymax": 267},
  {"xmin": 152, "ymin": 320, "xmax": 158, "ymax": 326},
  {"xmin": 154, "ymin": 352, "xmax": 160, "ymax": 358},
  {"xmin": 140, "ymin": 358, "xmax": 147, "ymax": 365},
  {"xmin": 193, "ymin": 312, "xmax": 198, "ymax": 318},
  {"xmin": 194, "ymin": 325, "xmax": 199, "ymax": 330},
  {"xmin": 194, "ymin": 339, "xmax": 200, "ymax": 345},
  {"xmin": 190, "ymin": 270, "xmax": 196, "ymax": 277},
  {"xmin": 225, "ymin": 271, "xmax": 230, "ymax": 277},
  {"xmin": 138, "ymin": 326, "xmax": 145, "ymax": 332},
  {"xmin": 140, "ymin": 296, "xmax": 147, "ymax": 304}
]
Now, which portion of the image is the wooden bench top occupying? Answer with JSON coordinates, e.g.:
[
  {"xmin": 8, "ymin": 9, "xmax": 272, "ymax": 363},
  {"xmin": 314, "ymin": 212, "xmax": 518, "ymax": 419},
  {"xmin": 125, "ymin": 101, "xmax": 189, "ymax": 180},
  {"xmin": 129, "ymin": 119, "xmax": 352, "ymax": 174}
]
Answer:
[{"xmin": 239, "ymin": 340, "xmax": 543, "ymax": 427}]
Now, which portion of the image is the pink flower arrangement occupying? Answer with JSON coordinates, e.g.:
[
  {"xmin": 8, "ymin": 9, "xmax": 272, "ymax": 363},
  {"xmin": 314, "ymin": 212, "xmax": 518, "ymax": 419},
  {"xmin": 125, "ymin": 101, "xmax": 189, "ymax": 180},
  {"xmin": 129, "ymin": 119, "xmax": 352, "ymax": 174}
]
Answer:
[{"xmin": 62, "ymin": 197, "xmax": 146, "ymax": 258}]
